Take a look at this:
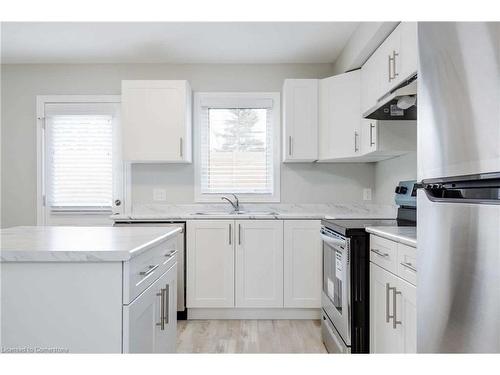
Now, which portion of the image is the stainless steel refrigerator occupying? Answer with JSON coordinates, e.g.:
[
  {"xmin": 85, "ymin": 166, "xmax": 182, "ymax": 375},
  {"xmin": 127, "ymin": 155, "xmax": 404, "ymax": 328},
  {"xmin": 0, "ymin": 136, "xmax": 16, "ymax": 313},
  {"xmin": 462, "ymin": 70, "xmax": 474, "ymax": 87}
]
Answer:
[{"xmin": 417, "ymin": 22, "xmax": 500, "ymax": 353}]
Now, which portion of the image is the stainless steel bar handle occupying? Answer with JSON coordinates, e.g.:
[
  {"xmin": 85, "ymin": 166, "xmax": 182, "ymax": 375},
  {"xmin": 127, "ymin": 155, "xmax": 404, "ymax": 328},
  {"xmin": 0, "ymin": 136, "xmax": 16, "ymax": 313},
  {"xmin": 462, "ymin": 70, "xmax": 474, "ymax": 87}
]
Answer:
[
  {"xmin": 388, "ymin": 55, "xmax": 393, "ymax": 82},
  {"xmin": 238, "ymin": 224, "xmax": 242, "ymax": 245},
  {"xmin": 164, "ymin": 284, "xmax": 170, "ymax": 325},
  {"xmin": 392, "ymin": 288, "xmax": 402, "ymax": 329},
  {"xmin": 386, "ymin": 283, "xmax": 392, "ymax": 323},
  {"xmin": 164, "ymin": 249, "xmax": 177, "ymax": 258},
  {"xmin": 179, "ymin": 137, "xmax": 183, "ymax": 158},
  {"xmin": 371, "ymin": 248, "xmax": 389, "ymax": 258},
  {"xmin": 139, "ymin": 264, "xmax": 159, "ymax": 276},
  {"xmin": 369, "ymin": 123, "xmax": 375, "ymax": 146},
  {"xmin": 288, "ymin": 136, "xmax": 292, "ymax": 156},
  {"xmin": 229, "ymin": 223, "xmax": 232, "ymax": 245},
  {"xmin": 354, "ymin": 131, "xmax": 359, "ymax": 152},
  {"xmin": 392, "ymin": 51, "xmax": 399, "ymax": 79},
  {"xmin": 400, "ymin": 262, "xmax": 417, "ymax": 272},
  {"xmin": 156, "ymin": 288, "xmax": 165, "ymax": 330}
]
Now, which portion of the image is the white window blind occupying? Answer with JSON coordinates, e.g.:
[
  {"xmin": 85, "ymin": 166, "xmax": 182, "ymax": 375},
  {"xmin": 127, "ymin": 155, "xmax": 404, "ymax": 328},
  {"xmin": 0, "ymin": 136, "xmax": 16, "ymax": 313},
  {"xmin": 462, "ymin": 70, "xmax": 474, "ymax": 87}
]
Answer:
[
  {"xmin": 45, "ymin": 103, "xmax": 117, "ymax": 212},
  {"xmin": 199, "ymin": 99, "xmax": 274, "ymax": 195}
]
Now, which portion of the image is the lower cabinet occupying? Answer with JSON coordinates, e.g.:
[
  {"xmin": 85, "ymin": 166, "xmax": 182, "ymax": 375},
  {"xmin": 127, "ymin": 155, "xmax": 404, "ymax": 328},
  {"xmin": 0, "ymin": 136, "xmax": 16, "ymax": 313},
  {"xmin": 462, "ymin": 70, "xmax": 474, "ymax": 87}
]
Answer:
[
  {"xmin": 370, "ymin": 263, "xmax": 416, "ymax": 353},
  {"xmin": 283, "ymin": 220, "xmax": 322, "ymax": 308},
  {"xmin": 124, "ymin": 263, "xmax": 177, "ymax": 353},
  {"xmin": 235, "ymin": 220, "xmax": 284, "ymax": 308},
  {"xmin": 186, "ymin": 220, "xmax": 234, "ymax": 308},
  {"xmin": 186, "ymin": 219, "xmax": 321, "ymax": 310}
]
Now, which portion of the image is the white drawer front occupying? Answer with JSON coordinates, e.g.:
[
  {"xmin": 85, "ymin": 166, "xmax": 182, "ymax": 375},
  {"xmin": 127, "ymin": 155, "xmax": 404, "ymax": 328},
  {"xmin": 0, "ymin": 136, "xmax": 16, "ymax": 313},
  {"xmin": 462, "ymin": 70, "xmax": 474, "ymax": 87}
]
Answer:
[
  {"xmin": 369, "ymin": 234, "xmax": 398, "ymax": 274},
  {"xmin": 124, "ymin": 237, "xmax": 178, "ymax": 304},
  {"xmin": 397, "ymin": 243, "xmax": 417, "ymax": 285}
]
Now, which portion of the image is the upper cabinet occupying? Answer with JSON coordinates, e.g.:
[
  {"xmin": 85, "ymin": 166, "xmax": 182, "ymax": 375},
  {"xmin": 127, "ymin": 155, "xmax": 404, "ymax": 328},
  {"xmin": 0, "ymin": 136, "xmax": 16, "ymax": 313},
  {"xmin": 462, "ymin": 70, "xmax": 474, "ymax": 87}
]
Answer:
[
  {"xmin": 282, "ymin": 79, "xmax": 319, "ymax": 162},
  {"xmin": 361, "ymin": 22, "xmax": 418, "ymax": 116},
  {"xmin": 122, "ymin": 80, "xmax": 192, "ymax": 163},
  {"xmin": 319, "ymin": 70, "xmax": 361, "ymax": 161}
]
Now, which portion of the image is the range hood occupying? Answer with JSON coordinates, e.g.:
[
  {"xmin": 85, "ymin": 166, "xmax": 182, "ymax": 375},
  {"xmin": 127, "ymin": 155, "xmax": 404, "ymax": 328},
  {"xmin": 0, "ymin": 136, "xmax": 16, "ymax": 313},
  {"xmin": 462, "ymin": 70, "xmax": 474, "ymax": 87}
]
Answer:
[{"xmin": 363, "ymin": 75, "xmax": 417, "ymax": 120}]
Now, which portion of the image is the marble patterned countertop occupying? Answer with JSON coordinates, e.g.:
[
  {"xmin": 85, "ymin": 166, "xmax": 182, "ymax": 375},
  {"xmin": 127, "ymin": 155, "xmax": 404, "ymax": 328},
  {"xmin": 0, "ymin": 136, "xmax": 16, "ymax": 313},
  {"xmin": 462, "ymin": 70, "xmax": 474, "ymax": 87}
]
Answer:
[
  {"xmin": 0, "ymin": 226, "xmax": 181, "ymax": 262},
  {"xmin": 365, "ymin": 226, "xmax": 417, "ymax": 247},
  {"xmin": 112, "ymin": 203, "xmax": 398, "ymax": 221}
]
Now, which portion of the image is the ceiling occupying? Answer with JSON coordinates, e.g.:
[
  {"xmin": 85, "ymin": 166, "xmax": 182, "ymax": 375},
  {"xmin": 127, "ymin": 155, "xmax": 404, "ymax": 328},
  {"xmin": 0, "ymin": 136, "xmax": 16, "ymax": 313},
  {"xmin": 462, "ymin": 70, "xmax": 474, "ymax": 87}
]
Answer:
[{"xmin": 0, "ymin": 22, "xmax": 359, "ymax": 64}]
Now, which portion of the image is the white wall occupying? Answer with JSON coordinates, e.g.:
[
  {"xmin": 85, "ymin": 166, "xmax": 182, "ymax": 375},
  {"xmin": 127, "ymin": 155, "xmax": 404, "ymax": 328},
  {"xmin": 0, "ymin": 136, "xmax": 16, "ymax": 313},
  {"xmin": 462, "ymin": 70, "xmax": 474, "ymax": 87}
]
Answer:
[
  {"xmin": 373, "ymin": 152, "xmax": 417, "ymax": 205},
  {"xmin": 1, "ymin": 63, "xmax": 377, "ymax": 227}
]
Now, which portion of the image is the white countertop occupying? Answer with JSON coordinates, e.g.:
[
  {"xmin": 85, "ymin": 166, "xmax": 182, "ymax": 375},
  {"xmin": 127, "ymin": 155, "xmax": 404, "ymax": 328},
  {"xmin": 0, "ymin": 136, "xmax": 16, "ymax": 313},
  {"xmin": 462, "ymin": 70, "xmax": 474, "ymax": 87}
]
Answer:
[
  {"xmin": 0, "ymin": 226, "xmax": 181, "ymax": 262},
  {"xmin": 112, "ymin": 203, "xmax": 398, "ymax": 222},
  {"xmin": 365, "ymin": 226, "xmax": 417, "ymax": 247}
]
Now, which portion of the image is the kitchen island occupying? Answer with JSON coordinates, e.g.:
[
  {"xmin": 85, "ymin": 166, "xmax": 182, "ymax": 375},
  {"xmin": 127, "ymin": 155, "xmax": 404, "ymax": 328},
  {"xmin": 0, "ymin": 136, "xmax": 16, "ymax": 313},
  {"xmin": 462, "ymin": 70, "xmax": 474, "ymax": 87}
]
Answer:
[{"xmin": 1, "ymin": 226, "xmax": 181, "ymax": 353}]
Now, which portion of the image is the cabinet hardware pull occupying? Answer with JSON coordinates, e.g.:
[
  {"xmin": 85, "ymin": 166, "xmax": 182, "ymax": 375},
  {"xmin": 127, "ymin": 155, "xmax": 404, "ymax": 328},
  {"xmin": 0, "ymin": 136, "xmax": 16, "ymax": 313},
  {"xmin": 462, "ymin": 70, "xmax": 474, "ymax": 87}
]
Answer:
[
  {"xmin": 164, "ymin": 284, "xmax": 170, "ymax": 325},
  {"xmin": 229, "ymin": 224, "xmax": 232, "ymax": 245},
  {"xmin": 386, "ymin": 283, "xmax": 392, "ymax": 323},
  {"xmin": 371, "ymin": 248, "xmax": 389, "ymax": 258},
  {"xmin": 369, "ymin": 123, "xmax": 375, "ymax": 146},
  {"xmin": 388, "ymin": 54, "xmax": 392, "ymax": 82},
  {"xmin": 400, "ymin": 262, "xmax": 417, "ymax": 272},
  {"xmin": 392, "ymin": 287, "xmax": 402, "ymax": 329},
  {"xmin": 179, "ymin": 137, "xmax": 183, "ymax": 158},
  {"xmin": 392, "ymin": 50, "xmax": 399, "ymax": 79},
  {"xmin": 354, "ymin": 131, "xmax": 359, "ymax": 152},
  {"xmin": 164, "ymin": 249, "xmax": 177, "ymax": 258},
  {"xmin": 289, "ymin": 136, "xmax": 292, "ymax": 156},
  {"xmin": 156, "ymin": 288, "xmax": 165, "ymax": 330},
  {"xmin": 139, "ymin": 264, "xmax": 159, "ymax": 276},
  {"xmin": 238, "ymin": 224, "xmax": 242, "ymax": 245}
]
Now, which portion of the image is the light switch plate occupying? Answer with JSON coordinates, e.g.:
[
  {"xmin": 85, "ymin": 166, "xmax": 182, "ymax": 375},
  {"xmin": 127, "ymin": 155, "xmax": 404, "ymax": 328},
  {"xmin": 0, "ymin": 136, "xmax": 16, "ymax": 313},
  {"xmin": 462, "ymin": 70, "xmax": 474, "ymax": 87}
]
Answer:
[
  {"xmin": 363, "ymin": 188, "xmax": 372, "ymax": 201},
  {"xmin": 153, "ymin": 188, "xmax": 167, "ymax": 201}
]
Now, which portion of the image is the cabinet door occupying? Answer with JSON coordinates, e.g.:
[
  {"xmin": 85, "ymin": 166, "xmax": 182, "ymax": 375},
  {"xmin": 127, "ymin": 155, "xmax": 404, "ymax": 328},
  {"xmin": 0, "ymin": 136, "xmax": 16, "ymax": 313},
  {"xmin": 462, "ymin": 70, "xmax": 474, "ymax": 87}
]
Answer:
[
  {"xmin": 186, "ymin": 220, "xmax": 234, "ymax": 308},
  {"xmin": 155, "ymin": 264, "xmax": 177, "ymax": 353},
  {"xmin": 360, "ymin": 119, "xmax": 378, "ymax": 155},
  {"xmin": 361, "ymin": 49, "xmax": 383, "ymax": 115},
  {"xmin": 318, "ymin": 70, "xmax": 361, "ymax": 160},
  {"xmin": 395, "ymin": 277, "xmax": 417, "ymax": 353},
  {"xmin": 379, "ymin": 26, "xmax": 402, "ymax": 96},
  {"xmin": 370, "ymin": 263, "xmax": 402, "ymax": 353},
  {"xmin": 399, "ymin": 22, "xmax": 418, "ymax": 82},
  {"xmin": 283, "ymin": 220, "xmax": 322, "ymax": 308},
  {"xmin": 122, "ymin": 80, "xmax": 192, "ymax": 163},
  {"xmin": 124, "ymin": 265, "xmax": 176, "ymax": 353},
  {"xmin": 282, "ymin": 79, "xmax": 319, "ymax": 162},
  {"xmin": 235, "ymin": 220, "xmax": 284, "ymax": 308}
]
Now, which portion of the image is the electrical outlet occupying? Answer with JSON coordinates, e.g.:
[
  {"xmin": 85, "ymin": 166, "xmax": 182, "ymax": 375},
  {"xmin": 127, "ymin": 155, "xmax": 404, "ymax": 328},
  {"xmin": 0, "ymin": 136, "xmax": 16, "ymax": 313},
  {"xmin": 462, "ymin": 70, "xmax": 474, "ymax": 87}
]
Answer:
[
  {"xmin": 153, "ymin": 188, "xmax": 167, "ymax": 201},
  {"xmin": 363, "ymin": 188, "xmax": 372, "ymax": 201}
]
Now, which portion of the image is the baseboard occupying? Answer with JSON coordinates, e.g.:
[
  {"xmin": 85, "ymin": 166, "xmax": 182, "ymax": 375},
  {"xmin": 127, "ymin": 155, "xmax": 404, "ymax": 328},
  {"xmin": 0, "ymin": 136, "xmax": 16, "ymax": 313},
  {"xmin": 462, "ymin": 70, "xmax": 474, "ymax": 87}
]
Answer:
[{"xmin": 187, "ymin": 308, "xmax": 321, "ymax": 320}]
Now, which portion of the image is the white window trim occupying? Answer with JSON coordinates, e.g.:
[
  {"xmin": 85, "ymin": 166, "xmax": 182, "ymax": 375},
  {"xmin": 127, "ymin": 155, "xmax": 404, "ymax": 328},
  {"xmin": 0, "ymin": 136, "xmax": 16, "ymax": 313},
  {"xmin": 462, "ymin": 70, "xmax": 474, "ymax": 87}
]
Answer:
[
  {"xmin": 36, "ymin": 95, "xmax": 129, "ymax": 225},
  {"xmin": 194, "ymin": 92, "xmax": 281, "ymax": 203}
]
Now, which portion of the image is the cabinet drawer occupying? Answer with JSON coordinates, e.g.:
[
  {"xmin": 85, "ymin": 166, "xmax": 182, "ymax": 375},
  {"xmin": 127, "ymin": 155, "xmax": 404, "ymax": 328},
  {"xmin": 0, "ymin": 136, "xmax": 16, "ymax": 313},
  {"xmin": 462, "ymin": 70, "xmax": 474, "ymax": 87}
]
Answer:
[
  {"xmin": 369, "ymin": 235, "xmax": 398, "ymax": 274},
  {"xmin": 397, "ymin": 243, "xmax": 417, "ymax": 285},
  {"xmin": 124, "ymin": 237, "xmax": 178, "ymax": 304}
]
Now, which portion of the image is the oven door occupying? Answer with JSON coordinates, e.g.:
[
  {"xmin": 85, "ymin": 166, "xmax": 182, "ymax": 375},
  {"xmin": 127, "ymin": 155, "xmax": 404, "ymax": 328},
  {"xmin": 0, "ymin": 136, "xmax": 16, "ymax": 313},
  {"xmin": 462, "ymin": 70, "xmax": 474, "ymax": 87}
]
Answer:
[{"xmin": 321, "ymin": 227, "xmax": 351, "ymax": 346}]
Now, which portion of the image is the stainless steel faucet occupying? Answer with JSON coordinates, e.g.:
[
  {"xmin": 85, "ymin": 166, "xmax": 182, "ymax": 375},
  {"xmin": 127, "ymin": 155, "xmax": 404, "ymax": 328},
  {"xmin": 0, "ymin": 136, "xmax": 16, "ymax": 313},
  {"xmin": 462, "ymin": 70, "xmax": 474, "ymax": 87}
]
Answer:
[{"xmin": 221, "ymin": 194, "xmax": 240, "ymax": 212}]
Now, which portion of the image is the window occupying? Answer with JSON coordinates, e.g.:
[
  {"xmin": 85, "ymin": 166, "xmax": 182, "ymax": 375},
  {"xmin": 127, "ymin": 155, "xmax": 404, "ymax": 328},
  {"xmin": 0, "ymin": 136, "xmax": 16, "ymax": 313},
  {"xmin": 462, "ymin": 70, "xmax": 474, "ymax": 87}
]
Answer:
[
  {"xmin": 195, "ymin": 92, "xmax": 280, "ymax": 202},
  {"xmin": 37, "ymin": 96, "xmax": 123, "ymax": 225}
]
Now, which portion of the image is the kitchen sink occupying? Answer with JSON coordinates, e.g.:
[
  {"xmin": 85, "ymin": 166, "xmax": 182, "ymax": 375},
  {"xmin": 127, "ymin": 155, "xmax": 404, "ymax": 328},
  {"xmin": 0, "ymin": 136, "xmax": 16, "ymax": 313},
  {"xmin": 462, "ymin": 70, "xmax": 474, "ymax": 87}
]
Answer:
[{"xmin": 192, "ymin": 211, "xmax": 277, "ymax": 216}]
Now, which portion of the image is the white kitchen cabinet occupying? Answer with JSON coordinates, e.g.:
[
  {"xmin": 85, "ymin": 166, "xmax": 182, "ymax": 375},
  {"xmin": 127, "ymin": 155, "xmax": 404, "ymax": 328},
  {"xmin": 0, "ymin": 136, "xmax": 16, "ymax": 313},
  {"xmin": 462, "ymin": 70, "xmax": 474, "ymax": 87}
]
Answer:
[
  {"xmin": 186, "ymin": 220, "xmax": 234, "ymax": 308},
  {"xmin": 122, "ymin": 80, "xmax": 192, "ymax": 163},
  {"xmin": 370, "ymin": 233, "xmax": 417, "ymax": 353},
  {"xmin": 283, "ymin": 220, "xmax": 322, "ymax": 308},
  {"xmin": 282, "ymin": 79, "xmax": 319, "ymax": 162},
  {"xmin": 235, "ymin": 220, "xmax": 284, "ymax": 308},
  {"xmin": 124, "ymin": 263, "xmax": 177, "ymax": 353},
  {"xmin": 361, "ymin": 22, "xmax": 418, "ymax": 116},
  {"xmin": 318, "ymin": 70, "xmax": 361, "ymax": 161},
  {"xmin": 359, "ymin": 119, "xmax": 417, "ymax": 161},
  {"xmin": 370, "ymin": 263, "xmax": 402, "ymax": 353}
]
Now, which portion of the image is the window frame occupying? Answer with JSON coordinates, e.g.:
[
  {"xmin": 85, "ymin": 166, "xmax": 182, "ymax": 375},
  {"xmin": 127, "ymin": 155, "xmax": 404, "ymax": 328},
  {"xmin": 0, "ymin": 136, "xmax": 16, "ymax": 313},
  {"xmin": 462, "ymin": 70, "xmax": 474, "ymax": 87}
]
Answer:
[
  {"xmin": 194, "ymin": 92, "xmax": 281, "ymax": 203},
  {"xmin": 36, "ymin": 95, "xmax": 126, "ymax": 225}
]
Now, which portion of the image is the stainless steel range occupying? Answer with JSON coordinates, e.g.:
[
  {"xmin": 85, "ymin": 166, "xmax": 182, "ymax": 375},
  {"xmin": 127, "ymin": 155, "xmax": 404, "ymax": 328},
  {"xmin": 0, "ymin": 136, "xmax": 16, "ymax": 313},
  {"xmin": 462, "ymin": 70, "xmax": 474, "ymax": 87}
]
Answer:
[{"xmin": 320, "ymin": 181, "xmax": 417, "ymax": 353}]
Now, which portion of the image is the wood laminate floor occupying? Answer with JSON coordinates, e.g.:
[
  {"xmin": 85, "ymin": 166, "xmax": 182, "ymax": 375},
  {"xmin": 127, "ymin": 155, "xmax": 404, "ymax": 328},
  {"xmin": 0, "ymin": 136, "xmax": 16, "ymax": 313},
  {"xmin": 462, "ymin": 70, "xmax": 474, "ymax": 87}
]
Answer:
[{"xmin": 177, "ymin": 319, "xmax": 327, "ymax": 353}]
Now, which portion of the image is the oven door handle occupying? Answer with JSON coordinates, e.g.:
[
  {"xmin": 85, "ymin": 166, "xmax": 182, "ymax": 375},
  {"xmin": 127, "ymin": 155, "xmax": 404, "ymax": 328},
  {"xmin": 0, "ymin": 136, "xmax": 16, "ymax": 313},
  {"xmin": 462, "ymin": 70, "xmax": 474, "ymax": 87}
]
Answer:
[{"xmin": 320, "ymin": 233, "xmax": 347, "ymax": 248}]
